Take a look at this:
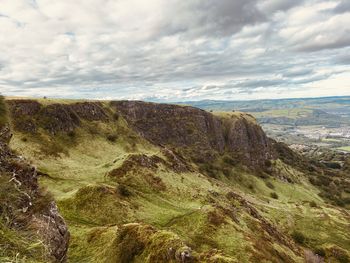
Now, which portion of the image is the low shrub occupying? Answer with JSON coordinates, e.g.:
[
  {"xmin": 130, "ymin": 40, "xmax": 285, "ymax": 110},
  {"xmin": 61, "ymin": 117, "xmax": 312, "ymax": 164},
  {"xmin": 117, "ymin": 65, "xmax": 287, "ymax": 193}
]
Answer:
[
  {"xmin": 265, "ymin": 181, "xmax": 275, "ymax": 189},
  {"xmin": 270, "ymin": 192, "xmax": 278, "ymax": 199},
  {"xmin": 223, "ymin": 156, "xmax": 238, "ymax": 166},
  {"xmin": 113, "ymin": 112, "xmax": 119, "ymax": 121},
  {"xmin": 248, "ymin": 183, "xmax": 255, "ymax": 191},
  {"xmin": 314, "ymin": 247, "xmax": 326, "ymax": 257},
  {"xmin": 257, "ymin": 171, "xmax": 269, "ymax": 179},
  {"xmin": 117, "ymin": 184, "xmax": 131, "ymax": 197},
  {"xmin": 67, "ymin": 130, "xmax": 76, "ymax": 138},
  {"xmin": 309, "ymin": 201, "xmax": 317, "ymax": 208},
  {"xmin": 199, "ymin": 163, "xmax": 220, "ymax": 178},
  {"xmin": 291, "ymin": 231, "xmax": 306, "ymax": 245},
  {"xmin": 107, "ymin": 133, "xmax": 118, "ymax": 142}
]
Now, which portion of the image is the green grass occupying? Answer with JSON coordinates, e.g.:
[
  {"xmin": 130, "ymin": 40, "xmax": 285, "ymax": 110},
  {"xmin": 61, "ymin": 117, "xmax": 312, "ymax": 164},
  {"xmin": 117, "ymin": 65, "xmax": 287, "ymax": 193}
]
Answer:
[
  {"xmin": 0, "ymin": 175, "xmax": 47, "ymax": 263},
  {"xmin": 337, "ymin": 146, "xmax": 350, "ymax": 152},
  {"xmin": 251, "ymin": 108, "xmax": 313, "ymax": 119}
]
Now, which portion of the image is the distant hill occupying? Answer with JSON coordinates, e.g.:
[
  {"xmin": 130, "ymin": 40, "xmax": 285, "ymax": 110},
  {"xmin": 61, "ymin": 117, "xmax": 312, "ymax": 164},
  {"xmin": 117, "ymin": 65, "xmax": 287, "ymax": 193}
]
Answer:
[{"xmin": 180, "ymin": 96, "xmax": 350, "ymax": 126}]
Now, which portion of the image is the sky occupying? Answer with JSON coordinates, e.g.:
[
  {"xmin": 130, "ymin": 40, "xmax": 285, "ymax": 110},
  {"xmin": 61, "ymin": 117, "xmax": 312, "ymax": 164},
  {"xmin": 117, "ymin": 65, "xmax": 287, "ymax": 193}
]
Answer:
[{"xmin": 0, "ymin": 0, "xmax": 350, "ymax": 101}]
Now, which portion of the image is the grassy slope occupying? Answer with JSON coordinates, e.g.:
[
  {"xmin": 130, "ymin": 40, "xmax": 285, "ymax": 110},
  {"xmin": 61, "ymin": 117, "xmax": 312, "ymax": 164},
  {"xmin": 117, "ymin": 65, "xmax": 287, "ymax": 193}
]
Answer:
[
  {"xmin": 0, "ymin": 97, "xmax": 49, "ymax": 263},
  {"xmin": 7, "ymin": 98, "xmax": 350, "ymax": 263}
]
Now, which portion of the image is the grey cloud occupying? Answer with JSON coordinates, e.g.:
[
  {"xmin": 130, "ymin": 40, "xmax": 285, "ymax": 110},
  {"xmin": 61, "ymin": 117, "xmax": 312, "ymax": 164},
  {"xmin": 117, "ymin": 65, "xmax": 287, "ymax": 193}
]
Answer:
[
  {"xmin": 334, "ymin": 50, "xmax": 350, "ymax": 65},
  {"xmin": 333, "ymin": 0, "xmax": 350, "ymax": 13},
  {"xmin": 234, "ymin": 79, "xmax": 285, "ymax": 88},
  {"xmin": 259, "ymin": 0, "xmax": 304, "ymax": 14},
  {"xmin": 297, "ymin": 37, "xmax": 350, "ymax": 52},
  {"xmin": 156, "ymin": 0, "xmax": 266, "ymax": 38},
  {"xmin": 282, "ymin": 69, "xmax": 313, "ymax": 78},
  {"xmin": 0, "ymin": 0, "xmax": 349, "ymax": 101}
]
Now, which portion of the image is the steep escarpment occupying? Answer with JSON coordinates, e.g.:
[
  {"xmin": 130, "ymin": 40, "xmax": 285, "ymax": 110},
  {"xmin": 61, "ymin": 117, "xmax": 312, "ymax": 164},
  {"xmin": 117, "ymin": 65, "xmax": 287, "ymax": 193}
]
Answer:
[
  {"xmin": 4, "ymin": 98, "xmax": 350, "ymax": 263},
  {"xmin": 7, "ymin": 99, "xmax": 275, "ymax": 169},
  {"xmin": 111, "ymin": 101, "xmax": 225, "ymax": 149},
  {"xmin": 0, "ymin": 98, "xmax": 69, "ymax": 262},
  {"xmin": 111, "ymin": 101, "xmax": 275, "ymax": 168}
]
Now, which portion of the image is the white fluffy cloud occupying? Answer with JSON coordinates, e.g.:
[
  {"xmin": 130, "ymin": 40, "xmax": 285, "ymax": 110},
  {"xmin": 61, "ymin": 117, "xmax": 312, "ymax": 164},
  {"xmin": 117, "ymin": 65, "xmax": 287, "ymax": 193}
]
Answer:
[{"xmin": 0, "ymin": 0, "xmax": 349, "ymax": 101}]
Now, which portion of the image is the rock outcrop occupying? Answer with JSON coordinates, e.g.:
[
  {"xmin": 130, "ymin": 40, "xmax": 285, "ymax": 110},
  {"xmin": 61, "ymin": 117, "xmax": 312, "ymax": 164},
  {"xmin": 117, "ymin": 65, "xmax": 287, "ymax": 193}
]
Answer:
[
  {"xmin": 111, "ymin": 101, "xmax": 275, "ymax": 167},
  {"xmin": 69, "ymin": 102, "xmax": 109, "ymax": 121},
  {"xmin": 6, "ymin": 100, "xmax": 109, "ymax": 134},
  {"xmin": 111, "ymin": 101, "xmax": 225, "ymax": 150},
  {"xmin": 0, "ymin": 128, "xmax": 69, "ymax": 261},
  {"xmin": 222, "ymin": 113, "xmax": 275, "ymax": 167}
]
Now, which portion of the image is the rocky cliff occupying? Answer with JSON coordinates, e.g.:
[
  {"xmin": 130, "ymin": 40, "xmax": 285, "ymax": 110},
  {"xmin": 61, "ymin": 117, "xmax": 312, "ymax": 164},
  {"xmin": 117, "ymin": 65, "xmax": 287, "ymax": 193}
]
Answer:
[
  {"xmin": 7, "ymin": 100, "xmax": 109, "ymax": 134},
  {"xmin": 0, "ymin": 99, "xmax": 69, "ymax": 262},
  {"xmin": 7, "ymin": 99, "xmax": 275, "ymax": 169},
  {"xmin": 111, "ymin": 101, "xmax": 275, "ymax": 167}
]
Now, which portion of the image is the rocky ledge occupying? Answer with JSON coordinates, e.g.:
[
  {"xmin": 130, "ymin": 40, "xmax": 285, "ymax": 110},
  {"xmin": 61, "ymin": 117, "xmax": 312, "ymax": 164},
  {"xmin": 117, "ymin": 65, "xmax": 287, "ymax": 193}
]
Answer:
[{"xmin": 0, "ymin": 127, "xmax": 69, "ymax": 262}]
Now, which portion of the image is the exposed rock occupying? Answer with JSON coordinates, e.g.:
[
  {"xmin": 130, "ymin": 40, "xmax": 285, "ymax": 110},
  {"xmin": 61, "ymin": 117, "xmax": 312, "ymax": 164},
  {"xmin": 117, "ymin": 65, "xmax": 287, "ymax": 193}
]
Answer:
[
  {"xmin": 0, "ymin": 137, "xmax": 69, "ymax": 262},
  {"xmin": 7, "ymin": 99, "xmax": 42, "ymax": 117},
  {"xmin": 6, "ymin": 100, "xmax": 109, "ymax": 134},
  {"xmin": 0, "ymin": 125, "xmax": 12, "ymax": 143},
  {"xmin": 223, "ymin": 115, "xmax": 275, "ymax": 166},
  {"xmin": 175, "ymin": 246, "xmax": 192, "ymax": 262},
  {"xmin": 108, "ymin": 153, "xmax": 190, "ymax": 179},
  {"xmin": 7, "ymin": 100, "xmax": 41, "ymax": 133},
  {"xmin": 111, "ymin": 101, "xmax": 275, "ymax": 168},
  {"xmin": 69, "ymin": 102, "xmax": 109, "ymax": 121},
  {"xmin": 111, "ymin": 100, "xmax": 225, "ymax": 150},
  {"xmin": 108, "ymin": 154, "xmax": 164, "ymax": 178},
  {"xmin": 7, "ymin": 99, "xmax": 276, "ymax": 168},
  {"xmin": 161, "ymin": 147, "xmax": 192, "ymax": 172},
  {"xmin": 30, "ymin": 202, "xmax": 70, "ymax": 262},
  {"xmin": 40, "ymin": 104, "xmax": 80, "ymax": 134}
]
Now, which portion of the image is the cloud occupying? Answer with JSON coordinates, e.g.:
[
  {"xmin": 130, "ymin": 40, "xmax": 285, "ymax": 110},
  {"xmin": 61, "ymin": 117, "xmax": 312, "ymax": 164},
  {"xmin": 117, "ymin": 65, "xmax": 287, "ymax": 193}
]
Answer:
[
  {"xmin": 0, "ymin": 0, "xmax": 349, "ymax": 101},
  {"xmin": 155, "ymin": 0, "xmax": 266, "ymax": 38},
  {"xmin": 279, "ymin": 1, "xmax": 350, "ymax": 52},
  {"xmin": 333, "ymin": 0, "xmax": 350, "ymax": 14},
  {"xmin": 258, "ymin": 0, "xmax": 304, "ymax": 14}
]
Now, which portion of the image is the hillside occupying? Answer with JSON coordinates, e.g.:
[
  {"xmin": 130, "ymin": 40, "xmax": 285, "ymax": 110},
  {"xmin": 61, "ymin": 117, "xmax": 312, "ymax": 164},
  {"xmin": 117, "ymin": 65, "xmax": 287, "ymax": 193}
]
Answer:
[
  {"xmin": 181, "ymin": 96, "xmax": 350, "ymax": 119},
  {"xmin": 0, "ymin": 96, "xmax": 69, "ymax": 262},
  {"xmin": 2, "ymin": 98, "xmax": 350, "ymax": 262}
]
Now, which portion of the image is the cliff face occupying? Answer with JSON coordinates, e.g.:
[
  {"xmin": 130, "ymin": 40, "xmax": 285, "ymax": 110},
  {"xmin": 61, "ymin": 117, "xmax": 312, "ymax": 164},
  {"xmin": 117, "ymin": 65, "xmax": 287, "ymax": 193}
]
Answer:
[
  {"xmin": 223, "ymin": 114, "xmax": 275, "ymax": 166},
  {"xmin": 7, "ymin": 100, "xmax": 108, "ymax": 134},
  {"xmin": 7, "ymin": 99, "xmax": 275, "ymax": 168},
  {"xmin": 0, "ymin": 113, "xmax": 69, "ymax": 262},
  {"xmin": 111, "ymin": 101, "xmax": 275, "ymax": 167},
  {"xmin": 111, "ymin": 101, "xmax": 225, "ymax": 148}
]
